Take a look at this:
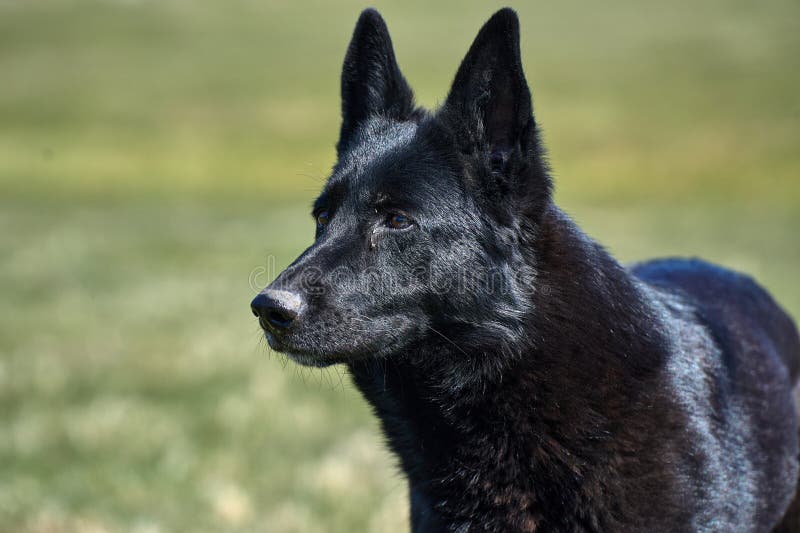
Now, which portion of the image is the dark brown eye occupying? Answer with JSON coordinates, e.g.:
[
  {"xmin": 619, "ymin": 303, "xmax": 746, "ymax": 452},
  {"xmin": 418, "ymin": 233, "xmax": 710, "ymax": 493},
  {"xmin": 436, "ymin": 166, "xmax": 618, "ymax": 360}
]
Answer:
[
  {"xmin": 386, "ymin": 212, "xmax": 412, "ymax": 230},
  {"xmin": 316, "ymin": 210, "xmax": 330, "ymax": 228}
]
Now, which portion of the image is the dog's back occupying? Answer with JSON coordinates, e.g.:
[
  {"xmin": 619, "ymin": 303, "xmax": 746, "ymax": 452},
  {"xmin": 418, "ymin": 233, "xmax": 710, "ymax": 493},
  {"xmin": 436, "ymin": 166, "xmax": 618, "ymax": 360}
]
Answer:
[
  {"xmin": 634, "ymin": 258, "xmax": 800, "ymax": 528},
  {"xmin": 634, "ymin": 258, "xmax": 800, "ymax": 384}
]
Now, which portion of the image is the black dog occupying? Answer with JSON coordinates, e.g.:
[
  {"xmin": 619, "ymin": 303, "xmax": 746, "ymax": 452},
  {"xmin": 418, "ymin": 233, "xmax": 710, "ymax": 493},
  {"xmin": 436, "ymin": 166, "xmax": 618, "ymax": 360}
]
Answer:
[{"xmin": 251, "ymin": 8, "xmax": 800, "ymax": 531}]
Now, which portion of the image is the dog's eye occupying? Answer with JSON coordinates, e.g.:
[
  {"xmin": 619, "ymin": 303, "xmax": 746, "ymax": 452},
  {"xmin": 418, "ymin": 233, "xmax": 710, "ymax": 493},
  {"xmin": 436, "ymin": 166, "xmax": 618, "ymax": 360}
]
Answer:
[
  {"xmin": 386, "ymin": 212, "xmax": 412, "ymax": 230},
  {"xmin": 316, "ymin": 210, "xmax": 330, "ymax": 228}
]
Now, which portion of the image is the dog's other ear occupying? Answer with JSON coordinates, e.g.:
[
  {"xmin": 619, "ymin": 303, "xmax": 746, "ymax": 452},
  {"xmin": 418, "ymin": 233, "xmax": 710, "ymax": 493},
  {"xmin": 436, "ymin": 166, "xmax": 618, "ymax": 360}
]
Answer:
[
  {"xmin": 337, "ymin": 9, "xmax": 415, "ymax": 155},
  {"xmin": 443, "ymin": 8, "xmax": 536, "ymax": 173}
]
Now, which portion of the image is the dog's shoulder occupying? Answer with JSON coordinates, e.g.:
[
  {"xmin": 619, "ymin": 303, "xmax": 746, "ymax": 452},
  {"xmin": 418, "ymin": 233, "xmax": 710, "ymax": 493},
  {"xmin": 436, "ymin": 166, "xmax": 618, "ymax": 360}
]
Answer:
[{"xmin": 629, "ymin": 257, "xmax": 799, "ymax": 528}]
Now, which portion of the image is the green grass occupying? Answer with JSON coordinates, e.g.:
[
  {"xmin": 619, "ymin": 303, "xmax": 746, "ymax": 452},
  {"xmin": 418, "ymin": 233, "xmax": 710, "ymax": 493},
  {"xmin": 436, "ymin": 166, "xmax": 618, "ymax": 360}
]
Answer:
[{"xmin": 1, "ymin": 0, "xmax": 798, "ymax": 531}]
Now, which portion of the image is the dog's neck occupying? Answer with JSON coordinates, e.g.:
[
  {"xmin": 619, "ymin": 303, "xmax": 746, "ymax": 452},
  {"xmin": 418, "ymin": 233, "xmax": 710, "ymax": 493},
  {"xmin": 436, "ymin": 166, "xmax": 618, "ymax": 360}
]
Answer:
[{"xmin": 347, "ymin": 204, "xmax": 679, "ymax": 530}]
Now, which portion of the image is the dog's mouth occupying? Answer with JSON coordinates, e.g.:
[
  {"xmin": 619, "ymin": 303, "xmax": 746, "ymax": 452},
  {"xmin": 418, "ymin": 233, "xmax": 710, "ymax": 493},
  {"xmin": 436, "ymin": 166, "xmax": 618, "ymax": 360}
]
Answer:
[
  {"xmin": 262, "ymin": 330, "xmax": 343, "ymax": 367},
  {"xmin": 259, "ymin": 314, "xmax": 418, "ymax": 367}
]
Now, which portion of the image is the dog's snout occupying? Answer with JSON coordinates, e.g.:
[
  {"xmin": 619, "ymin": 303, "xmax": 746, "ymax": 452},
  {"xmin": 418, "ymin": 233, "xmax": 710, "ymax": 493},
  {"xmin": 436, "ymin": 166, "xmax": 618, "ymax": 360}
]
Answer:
[{"xmin": 251, "ymin": 289, "xmax": 305, "ymax": 331}]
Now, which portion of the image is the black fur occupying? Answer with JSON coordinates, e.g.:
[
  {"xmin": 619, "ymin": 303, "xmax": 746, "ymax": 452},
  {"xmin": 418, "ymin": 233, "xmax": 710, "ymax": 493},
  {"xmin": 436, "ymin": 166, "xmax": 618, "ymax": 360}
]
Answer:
[{"xmin": 253, "ymin": 8, "xmax": 800, "ymax": 531}]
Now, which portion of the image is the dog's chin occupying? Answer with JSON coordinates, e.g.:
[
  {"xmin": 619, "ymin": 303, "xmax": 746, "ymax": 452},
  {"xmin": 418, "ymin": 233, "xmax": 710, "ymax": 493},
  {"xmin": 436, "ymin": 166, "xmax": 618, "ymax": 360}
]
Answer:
[
  {"xmin": 263, "ymin": 327, "xmax": 414, "ymax": 367},
  {"xmin": 284, "ymin": 350, "xmax": 342, "ymax": 368}
]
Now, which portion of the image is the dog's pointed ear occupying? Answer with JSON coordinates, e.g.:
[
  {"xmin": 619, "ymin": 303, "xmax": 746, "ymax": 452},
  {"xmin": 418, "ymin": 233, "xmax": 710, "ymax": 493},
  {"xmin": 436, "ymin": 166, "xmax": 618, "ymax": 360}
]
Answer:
[
  {"xmin": 443, "ymin": 8, "xmax": 534, "ymax": 170},
  {"xmin": 337, "ymin": 9, "xmax": 415, "ymax": 155}
]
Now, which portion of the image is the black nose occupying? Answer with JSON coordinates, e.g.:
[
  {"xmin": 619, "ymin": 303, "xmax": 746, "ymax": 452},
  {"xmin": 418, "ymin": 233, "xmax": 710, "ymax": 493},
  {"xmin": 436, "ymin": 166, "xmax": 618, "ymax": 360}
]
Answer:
[{"xmin": 251, "ymin": 289, "xmax": 304, "ymax": 331}]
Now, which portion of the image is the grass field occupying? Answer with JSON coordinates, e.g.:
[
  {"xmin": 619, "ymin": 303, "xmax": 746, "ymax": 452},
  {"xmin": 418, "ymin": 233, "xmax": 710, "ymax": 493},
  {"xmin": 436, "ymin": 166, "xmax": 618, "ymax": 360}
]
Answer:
[{"xmin": 1, "ymin": 1, "xmax": 798, "ymax": 531}]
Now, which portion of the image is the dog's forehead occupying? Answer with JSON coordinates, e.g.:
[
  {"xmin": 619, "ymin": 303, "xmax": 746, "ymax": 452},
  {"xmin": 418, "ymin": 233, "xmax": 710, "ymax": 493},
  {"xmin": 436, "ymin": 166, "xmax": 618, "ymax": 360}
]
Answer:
[
  {"xmin": 320, "ymin": 117, "xmax": 461, "ymax": 211},
  {"xmin": 330, "ymin": 118, "xmax": 418, "ymax": 186}
]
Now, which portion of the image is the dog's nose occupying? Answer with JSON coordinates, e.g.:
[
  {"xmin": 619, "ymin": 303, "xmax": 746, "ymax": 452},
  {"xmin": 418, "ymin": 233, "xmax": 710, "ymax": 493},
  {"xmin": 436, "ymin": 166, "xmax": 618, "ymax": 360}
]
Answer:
[{"xmin": 251, "ymin": 289, "xmax": 304, "ymax": 331}]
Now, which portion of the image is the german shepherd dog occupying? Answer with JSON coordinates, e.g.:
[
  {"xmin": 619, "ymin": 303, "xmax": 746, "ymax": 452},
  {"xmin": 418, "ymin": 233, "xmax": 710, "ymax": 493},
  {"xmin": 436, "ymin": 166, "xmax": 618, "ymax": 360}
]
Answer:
[{"xmin": 251, "ymin": 8, "xmax": 800, "ymax": 532}]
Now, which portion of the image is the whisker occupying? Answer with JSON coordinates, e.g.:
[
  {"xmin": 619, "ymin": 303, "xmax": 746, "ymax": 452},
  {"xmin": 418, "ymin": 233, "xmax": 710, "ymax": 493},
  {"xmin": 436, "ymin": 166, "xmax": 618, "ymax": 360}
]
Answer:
[{"xmin": 427, "ymin": 325, "xmax": 470, "ymax": 357}]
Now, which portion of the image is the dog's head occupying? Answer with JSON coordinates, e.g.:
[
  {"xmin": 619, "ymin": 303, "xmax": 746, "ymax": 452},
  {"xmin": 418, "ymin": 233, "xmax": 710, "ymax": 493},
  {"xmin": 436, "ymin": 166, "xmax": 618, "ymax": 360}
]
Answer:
[{"xmin": 252, "ymin": 8, "xmax": 551, "ymax": 366}]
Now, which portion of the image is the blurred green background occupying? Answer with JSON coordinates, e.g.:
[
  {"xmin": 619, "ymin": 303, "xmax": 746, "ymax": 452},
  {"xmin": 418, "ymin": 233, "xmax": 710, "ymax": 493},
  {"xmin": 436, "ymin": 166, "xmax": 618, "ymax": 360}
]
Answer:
[{"xmin": 1, "ymin": 0, "xmax": 798, "ymax": 531}]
